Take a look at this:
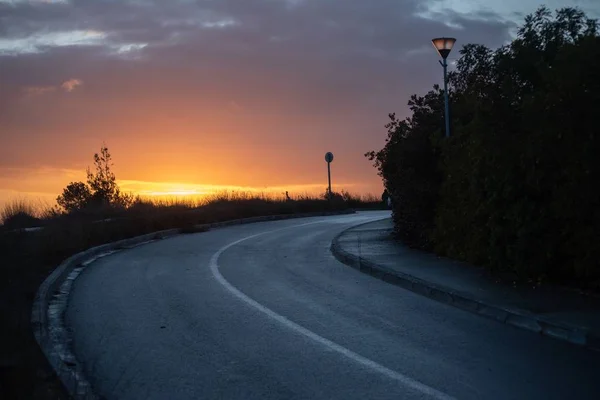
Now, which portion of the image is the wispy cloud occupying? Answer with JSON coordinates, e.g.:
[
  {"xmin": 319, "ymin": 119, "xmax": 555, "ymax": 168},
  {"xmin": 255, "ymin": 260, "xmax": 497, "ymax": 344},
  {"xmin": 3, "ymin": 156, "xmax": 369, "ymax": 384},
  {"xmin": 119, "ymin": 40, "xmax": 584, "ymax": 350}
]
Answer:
[
  {"xmin": 20, "ymin": 78, "xmax": 82, "ymax": 98},
  {"xmin": 22, "ymin": 85, "xmax": 56, "ymax": 96},
  {"xmin": 0, "ymin": 1, "xmax": 68, "ymax": 4},
  {"xmin": 202, "ymin": 18, "xmax": 238, "ymax": 29},
  {"xmin": 0, "ymin": 30, "xmax": 107, "ymax": 55},
  {"xmin": 0, "ymin": 28, "xmax": 148, "ymax": 57}
]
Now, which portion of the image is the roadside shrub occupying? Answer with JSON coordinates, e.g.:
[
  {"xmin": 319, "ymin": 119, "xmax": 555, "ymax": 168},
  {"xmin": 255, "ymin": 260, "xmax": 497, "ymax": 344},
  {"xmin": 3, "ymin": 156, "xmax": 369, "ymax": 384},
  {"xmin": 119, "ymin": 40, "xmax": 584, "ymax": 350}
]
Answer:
[
  {"xmin": 367, "ymin": 7, "xmax": 600, "ymax": 288},
  {"xmin": 366, "ymin": 102, "xmax": 443, "ymax": 249}
]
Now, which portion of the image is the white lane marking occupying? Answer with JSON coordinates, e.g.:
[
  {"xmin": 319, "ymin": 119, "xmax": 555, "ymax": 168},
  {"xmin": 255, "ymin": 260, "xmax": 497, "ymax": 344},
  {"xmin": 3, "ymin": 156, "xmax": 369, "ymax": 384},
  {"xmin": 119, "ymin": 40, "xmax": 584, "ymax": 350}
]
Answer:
[{"xmin": 209, "ymin": 220, "xmax": 454, "ymax": 400}]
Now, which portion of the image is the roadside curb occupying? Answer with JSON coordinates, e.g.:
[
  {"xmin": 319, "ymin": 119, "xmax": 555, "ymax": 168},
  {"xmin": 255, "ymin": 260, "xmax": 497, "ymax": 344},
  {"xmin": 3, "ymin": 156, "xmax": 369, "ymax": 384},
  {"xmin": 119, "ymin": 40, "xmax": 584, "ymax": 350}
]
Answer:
[
  {"xmin": 32, "ymin": 210, "xmax": 354, "ymax": 399},
  {"xmin": 330, "ymin": 224, "xmax": 600, "ymax": 351}
]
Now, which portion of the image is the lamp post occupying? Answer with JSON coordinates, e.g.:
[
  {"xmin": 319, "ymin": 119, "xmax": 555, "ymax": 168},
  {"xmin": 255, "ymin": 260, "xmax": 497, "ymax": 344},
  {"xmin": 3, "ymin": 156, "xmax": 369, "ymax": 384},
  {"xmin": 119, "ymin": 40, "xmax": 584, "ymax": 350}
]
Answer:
[
  {"xmin": 432, "ymin": 37, "xmax": 456, "ymax": 138},
  {"xmin": 325, "ymin": 152, "xmax": 334, "ymax": 200}
]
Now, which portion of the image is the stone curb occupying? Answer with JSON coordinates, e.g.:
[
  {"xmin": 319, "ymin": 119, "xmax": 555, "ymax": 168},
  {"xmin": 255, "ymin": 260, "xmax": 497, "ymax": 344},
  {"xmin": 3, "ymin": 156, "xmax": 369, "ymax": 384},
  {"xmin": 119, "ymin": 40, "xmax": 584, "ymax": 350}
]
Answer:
[
  {"xmin": 330, "ymin": 224, "xmax": 600, "ymax": 351},
  {"xmin": 32, "ymin": 210, "xmax": 354, "ymax": 399}
]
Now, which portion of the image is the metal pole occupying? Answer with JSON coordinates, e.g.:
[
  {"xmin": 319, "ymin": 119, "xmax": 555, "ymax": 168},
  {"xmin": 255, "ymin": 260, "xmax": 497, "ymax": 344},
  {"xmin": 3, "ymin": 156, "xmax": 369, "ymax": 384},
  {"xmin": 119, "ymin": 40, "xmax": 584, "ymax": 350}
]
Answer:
[
  {"xmin": 442, "ymin": 58, "xmax": 450, "ymax": 138},
  {"xmin": 327, "ymin": 162, "xmax": 332, "ymax": 199}
]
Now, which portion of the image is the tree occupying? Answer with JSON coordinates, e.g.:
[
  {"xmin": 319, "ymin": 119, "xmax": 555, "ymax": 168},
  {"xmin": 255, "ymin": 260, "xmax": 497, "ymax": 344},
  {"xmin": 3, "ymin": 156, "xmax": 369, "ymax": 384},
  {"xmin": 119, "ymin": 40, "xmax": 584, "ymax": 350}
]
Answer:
[
  {"xmin": 367, "ymin": 7, "xmax": 600, "ymax": 287},
  {"xmin": 56, "ymin": 181, "xmax": 92, "ymax": 212},
  {"xmin": 86, "ymin": 146, "xmax": 119, "ymax": 207},
  {"xmin": 57, "ymin": 146, "xmax": 133, "ymax": 212}
]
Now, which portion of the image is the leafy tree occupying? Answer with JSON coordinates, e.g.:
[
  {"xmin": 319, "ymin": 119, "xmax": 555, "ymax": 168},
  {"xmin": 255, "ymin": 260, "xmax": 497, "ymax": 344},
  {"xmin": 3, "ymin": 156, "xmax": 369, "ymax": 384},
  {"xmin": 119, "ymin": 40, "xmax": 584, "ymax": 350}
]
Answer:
[{"xmin": 56, "ymin": 181, "xmax": 92, "ymax": 212}]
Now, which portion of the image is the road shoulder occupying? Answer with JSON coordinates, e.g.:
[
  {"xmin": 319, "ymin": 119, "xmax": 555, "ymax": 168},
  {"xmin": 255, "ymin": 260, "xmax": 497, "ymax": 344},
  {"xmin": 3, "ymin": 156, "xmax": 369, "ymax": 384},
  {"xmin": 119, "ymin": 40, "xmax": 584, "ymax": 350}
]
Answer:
[{"xmin": 331, "ymin": 218, "xmax": 600, "ymax": 350}]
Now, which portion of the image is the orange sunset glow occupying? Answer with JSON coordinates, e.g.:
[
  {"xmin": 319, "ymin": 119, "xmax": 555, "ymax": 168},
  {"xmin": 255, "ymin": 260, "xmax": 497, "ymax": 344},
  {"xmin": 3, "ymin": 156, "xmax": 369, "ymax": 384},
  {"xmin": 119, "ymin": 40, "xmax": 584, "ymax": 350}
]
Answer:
[{"xmin": 2, "ymin": 0, "xmax": 597, "ymax": 212}]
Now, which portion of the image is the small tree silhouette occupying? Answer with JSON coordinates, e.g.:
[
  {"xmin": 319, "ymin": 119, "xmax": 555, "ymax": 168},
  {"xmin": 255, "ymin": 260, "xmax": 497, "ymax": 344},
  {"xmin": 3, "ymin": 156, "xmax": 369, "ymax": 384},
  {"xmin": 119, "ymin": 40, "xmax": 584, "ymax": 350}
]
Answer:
[
  {"xmin": 57, "ymin": 182, "xmax": 92, "ymax": 212},
  {"xmin": 86, "ymin": 146, "xmax": 118, "ymax": 207},
  {"xmin": 57, "ymin": 146, "xmax": 132, "ymax": 212}
]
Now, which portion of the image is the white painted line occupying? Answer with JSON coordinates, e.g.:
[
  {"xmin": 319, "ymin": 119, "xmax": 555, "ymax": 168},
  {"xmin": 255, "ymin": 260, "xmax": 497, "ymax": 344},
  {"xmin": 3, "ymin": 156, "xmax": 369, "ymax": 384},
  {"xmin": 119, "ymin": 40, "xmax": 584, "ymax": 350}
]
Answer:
[{"xmin": 209, "ymin": 220, "xmax": 454, "ymax": 400}]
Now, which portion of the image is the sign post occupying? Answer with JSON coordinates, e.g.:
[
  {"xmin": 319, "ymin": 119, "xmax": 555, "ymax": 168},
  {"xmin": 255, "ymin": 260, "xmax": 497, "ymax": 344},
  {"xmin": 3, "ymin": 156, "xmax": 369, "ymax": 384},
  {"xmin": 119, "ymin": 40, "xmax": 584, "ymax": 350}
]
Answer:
[{"xmin": 325, "ymin": 152, "xmax": 334, "ymax": 200}]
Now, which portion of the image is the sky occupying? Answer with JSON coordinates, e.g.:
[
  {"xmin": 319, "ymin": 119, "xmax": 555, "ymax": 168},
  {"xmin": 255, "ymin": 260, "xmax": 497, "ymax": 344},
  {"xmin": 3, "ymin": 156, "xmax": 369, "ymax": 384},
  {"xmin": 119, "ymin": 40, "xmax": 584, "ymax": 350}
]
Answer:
[{"xmin": 1, "ymin": 0, "xmax": 599, "ymax": 209}]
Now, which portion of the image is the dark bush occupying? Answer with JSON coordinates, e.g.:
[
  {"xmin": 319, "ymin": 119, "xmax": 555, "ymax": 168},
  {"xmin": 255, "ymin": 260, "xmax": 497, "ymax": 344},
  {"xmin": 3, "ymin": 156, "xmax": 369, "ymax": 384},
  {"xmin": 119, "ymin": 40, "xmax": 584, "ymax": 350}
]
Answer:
[
  {"xmin": 2, "ymin": 212, "xmax": 41, "ymax": 230},
  {"xmin": 367, "ymin": 7, "xmax": 600, "ymax": 288}
]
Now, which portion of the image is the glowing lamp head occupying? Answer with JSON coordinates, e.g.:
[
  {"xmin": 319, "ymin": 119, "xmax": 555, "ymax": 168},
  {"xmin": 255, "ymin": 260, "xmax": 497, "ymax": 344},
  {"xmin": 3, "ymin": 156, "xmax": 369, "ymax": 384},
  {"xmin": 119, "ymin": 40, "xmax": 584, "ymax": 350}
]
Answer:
[{"xmin": 432, "ymin": 37, "xmax": 456, "ymax": 59}]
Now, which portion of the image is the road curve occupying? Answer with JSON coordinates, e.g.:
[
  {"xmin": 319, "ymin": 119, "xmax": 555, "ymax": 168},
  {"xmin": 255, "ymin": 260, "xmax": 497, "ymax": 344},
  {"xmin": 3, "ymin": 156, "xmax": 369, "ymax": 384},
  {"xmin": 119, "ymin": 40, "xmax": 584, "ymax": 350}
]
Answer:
[{"xmin": 66, "ymin": 211, "xmax": 600, "ymax": 399}]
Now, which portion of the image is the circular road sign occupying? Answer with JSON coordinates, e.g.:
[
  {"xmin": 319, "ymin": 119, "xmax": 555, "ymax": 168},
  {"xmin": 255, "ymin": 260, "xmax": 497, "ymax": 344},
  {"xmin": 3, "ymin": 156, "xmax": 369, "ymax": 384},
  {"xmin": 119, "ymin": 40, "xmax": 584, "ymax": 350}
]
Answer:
[{"xmin": 325, "ymin": 152, "xmax": 334, "ymax": 163}]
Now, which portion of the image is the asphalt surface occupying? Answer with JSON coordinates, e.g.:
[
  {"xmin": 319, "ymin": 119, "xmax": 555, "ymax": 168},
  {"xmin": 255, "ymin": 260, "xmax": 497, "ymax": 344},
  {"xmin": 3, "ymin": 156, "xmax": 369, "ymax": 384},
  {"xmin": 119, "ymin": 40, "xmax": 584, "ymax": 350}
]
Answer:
[{"xmin": 66, "ymin": 211, "xmax": 600, "ymax": 399}]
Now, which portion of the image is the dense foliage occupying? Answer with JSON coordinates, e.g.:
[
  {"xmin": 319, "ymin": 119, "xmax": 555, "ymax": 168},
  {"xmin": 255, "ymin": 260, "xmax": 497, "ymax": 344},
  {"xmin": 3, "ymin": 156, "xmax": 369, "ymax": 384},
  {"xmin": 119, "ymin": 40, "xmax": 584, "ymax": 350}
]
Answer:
[{"xmin": 367, "ymin": 7, "xmax": 600, "ymax": 287}]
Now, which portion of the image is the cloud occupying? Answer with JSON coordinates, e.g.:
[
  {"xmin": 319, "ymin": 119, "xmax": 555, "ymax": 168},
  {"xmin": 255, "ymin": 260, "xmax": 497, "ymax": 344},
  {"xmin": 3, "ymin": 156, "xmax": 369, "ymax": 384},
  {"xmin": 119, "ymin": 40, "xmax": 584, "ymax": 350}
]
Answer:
[
  {"xmin": 19, "ymin": 77, "xmax": 82, "ymax": 98},
  {"xmin": 202, "ymin": 18, "xmax": 239, "ymax": 29},
  {"xmin": 0, "ymin": 30, "xmax": 107, "ymax": 55},
  {"xmin": 0, "ymin": 1, "xmax": 68, "ymax": 3},
  {"xmin": 22, "ymin": 85, "xmax": 56, "ymax": 96},
  {"xmin": 61, "ymin": 78, "xmax": 82, "ymax": 92}
]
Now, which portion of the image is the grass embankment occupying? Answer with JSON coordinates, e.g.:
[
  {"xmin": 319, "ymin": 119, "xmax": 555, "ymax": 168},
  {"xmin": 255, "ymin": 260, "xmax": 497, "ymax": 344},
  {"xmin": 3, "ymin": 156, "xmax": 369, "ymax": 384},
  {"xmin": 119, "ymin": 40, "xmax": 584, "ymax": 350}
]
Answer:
[{"xmin": 0, "ymin": 192, "xmax": 382, "ymax": 399}]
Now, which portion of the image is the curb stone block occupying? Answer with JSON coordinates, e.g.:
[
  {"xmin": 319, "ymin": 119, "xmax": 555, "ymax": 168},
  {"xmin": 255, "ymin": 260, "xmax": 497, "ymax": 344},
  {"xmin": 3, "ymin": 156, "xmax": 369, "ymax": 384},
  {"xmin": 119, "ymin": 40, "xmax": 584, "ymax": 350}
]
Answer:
[
  {"xmin": 451, "ymin": 296, "xmax": 480, "ymax": 313},
  {"xmin": 540, "ymin": 322, "xmax": 586, "ymax": 345},
  {"xmin": 430, "ymin": 287, "xmax": 453, "ymax": 303},
  {"xmin": 505, "ymin": 314, "xmax": 542, "ymax": 333},
  {"xmin": 541, "ymin": 323, "xmax": 574, "ymax": 343},
  {"xmin": 477, "ymin": 306, "xmax": 509, "ymax": 323},
  {"xmin": 410, "ymin": 282, "xmax": 431, "ymax": 297}
]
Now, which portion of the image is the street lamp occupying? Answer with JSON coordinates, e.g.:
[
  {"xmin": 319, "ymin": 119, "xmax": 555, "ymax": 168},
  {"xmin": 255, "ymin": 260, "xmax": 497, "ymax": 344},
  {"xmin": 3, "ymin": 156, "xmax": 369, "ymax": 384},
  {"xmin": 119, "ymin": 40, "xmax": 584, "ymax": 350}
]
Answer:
[{"xmin": 432, "ymin": 37, "xmax": 456, "ymax": 138}]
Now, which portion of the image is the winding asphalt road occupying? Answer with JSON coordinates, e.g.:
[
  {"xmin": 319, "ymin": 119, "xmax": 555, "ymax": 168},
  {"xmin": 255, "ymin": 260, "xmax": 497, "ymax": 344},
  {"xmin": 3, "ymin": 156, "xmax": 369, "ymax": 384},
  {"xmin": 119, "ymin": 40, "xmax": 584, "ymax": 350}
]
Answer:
[{"xmin": 66, "ymin": 212, "xmax": 600, "ymax": 399}]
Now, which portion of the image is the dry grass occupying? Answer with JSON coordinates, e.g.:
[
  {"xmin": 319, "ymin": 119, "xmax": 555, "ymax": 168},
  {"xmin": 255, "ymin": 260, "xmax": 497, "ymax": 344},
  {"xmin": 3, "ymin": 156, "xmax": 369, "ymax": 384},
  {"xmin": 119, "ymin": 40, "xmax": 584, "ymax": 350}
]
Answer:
[
  {"xmin": 1, "ymin": 191, "xmax": 384, "ymax": 231},
  {"xmin": 136, "ymin": 190, "xmax": 321, "ymax": 207},
  {"xmin": 1, "ymin": 198, "xmax": 38, "ymax": 222},
  {"xmin": 0, "ymin": 199, "xmax": 44, "ymax": 231},
  {"xmin": 0, "ymin": 198, "xmax": 60, "ymax": 227}
]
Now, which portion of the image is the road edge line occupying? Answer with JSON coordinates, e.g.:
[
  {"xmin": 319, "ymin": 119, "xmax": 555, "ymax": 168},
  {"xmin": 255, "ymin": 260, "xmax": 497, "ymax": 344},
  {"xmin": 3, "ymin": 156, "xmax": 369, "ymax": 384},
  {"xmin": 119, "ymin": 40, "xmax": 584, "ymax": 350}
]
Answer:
[{"xmin": 209, "ymin": 219, "xmax": 454, "ymax": 400}]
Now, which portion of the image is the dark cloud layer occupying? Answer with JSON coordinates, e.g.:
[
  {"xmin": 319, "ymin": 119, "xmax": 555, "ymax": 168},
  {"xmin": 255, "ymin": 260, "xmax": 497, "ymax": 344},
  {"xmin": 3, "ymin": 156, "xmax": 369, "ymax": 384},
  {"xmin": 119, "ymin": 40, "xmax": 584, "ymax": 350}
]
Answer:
[{"xmin": 0, "ymin": 0, "xmax": 522, "ymax": 191}]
